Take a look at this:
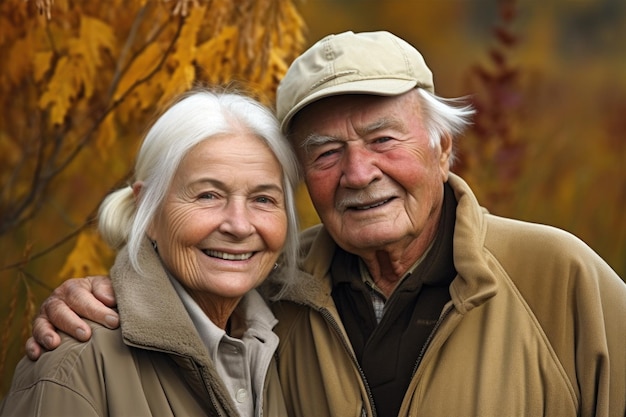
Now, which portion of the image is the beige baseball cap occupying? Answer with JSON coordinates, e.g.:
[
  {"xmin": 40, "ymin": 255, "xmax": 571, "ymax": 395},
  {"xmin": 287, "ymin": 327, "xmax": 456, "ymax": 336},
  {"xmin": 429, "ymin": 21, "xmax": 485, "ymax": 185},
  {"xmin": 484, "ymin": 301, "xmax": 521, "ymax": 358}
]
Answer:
[{"xmin": 276, "ymin": 30, "xmax": 435, "ymax": 134}]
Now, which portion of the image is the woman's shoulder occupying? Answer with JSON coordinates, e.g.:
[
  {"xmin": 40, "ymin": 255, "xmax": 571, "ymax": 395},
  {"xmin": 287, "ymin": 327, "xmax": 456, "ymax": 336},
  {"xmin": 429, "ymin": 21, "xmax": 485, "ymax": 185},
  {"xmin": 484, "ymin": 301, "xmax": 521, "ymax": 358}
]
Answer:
[{"xmin": 9, "ymin": 322, "xmax": 126, "ymax": 392}]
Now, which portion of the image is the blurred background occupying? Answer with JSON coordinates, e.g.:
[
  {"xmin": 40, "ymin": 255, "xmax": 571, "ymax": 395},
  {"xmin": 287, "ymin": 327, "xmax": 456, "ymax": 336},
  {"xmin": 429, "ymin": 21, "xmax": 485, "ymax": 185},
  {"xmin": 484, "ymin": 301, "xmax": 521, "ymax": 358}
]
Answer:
[{"xmin": 1, "ymin": 0, "xmax": 624, "ymax": 398}]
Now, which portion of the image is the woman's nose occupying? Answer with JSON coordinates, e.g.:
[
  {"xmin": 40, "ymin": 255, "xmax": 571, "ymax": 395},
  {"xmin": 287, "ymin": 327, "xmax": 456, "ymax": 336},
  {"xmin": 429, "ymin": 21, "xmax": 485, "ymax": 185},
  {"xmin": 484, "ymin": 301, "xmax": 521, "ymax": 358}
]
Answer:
[{"xmin": 218, "ymin": 200, "xmax": 255, "ymax": 237}]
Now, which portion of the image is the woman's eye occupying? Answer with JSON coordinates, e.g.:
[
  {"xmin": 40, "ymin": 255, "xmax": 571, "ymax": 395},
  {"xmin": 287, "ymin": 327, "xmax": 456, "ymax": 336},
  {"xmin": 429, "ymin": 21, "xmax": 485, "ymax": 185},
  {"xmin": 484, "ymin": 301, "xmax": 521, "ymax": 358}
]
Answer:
[
  {"xmin": 255, "ymin": 196, "xmax": 272, "ymax": 204},
  {"xmin": 199, "ymin": 192, "xmax": 216, "ymax": 200}
]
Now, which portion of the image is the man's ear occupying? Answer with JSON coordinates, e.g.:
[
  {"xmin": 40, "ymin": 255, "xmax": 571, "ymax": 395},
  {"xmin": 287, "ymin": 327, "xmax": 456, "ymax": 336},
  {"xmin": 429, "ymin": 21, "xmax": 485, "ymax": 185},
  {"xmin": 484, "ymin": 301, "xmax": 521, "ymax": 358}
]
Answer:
[{"xmin": 439, "ymin": 133, "xmax": 452, "ymax": 181}]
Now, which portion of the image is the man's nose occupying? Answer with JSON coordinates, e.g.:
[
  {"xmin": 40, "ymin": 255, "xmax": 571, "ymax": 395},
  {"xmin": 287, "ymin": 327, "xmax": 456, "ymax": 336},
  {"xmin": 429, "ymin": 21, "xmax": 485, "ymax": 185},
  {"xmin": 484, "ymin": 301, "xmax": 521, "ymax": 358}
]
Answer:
[{"xmin": 340, "ymin": 145, "xmax": 382, "ymax": 189}]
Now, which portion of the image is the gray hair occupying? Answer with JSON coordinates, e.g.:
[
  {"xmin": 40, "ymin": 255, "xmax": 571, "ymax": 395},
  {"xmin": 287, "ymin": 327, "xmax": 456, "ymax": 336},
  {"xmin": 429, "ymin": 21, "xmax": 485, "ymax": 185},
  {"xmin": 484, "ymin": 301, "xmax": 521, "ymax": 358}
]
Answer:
[
  {"xmin": 98, "ymin": 88, "xmax": 301, "ymax": 292},
  {"xmin": 416, "ymin": 89, "xmax": 476, "ymax": 166}
]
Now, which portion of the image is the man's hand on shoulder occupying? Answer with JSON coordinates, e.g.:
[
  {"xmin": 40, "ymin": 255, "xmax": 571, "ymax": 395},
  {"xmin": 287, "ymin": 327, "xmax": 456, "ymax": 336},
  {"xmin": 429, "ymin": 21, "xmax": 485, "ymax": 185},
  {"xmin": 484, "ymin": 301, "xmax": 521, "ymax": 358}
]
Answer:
[{"xmin": 26, "ymin": 275, "xmax": 119, "ymax": 360}]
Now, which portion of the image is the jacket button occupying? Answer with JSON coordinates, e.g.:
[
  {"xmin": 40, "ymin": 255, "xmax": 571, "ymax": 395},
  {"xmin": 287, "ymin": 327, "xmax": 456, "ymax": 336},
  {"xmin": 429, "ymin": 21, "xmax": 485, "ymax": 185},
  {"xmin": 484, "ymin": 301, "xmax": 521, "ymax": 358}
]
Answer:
[{"xmin": 236, "ymin": 388, "xmax": 248, "ymax": 403}]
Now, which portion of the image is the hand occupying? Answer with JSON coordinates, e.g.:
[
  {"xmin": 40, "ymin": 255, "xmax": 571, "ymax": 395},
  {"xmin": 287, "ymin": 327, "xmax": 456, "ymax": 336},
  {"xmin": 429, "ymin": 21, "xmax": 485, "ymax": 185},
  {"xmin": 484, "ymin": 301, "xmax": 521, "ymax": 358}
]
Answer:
[{"xmin": 26, "ymin": 275, "xmax": 119, "ymax": 360}]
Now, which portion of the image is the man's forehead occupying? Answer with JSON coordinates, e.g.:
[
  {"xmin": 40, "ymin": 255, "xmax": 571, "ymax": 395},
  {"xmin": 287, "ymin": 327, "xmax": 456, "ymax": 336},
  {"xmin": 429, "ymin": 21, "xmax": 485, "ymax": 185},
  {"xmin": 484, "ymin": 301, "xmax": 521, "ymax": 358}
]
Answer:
[{"xmin": 291, "ymin": 92, "xmax": 417, "ymax": 137}]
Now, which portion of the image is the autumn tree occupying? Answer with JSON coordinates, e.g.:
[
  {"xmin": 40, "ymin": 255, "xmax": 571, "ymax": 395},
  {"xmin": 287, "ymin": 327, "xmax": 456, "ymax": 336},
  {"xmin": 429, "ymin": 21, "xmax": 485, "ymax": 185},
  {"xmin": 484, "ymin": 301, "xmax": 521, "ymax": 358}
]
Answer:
[{"xmin": 0, "ymin": 0, "xmax": 307, "ymax": 396}]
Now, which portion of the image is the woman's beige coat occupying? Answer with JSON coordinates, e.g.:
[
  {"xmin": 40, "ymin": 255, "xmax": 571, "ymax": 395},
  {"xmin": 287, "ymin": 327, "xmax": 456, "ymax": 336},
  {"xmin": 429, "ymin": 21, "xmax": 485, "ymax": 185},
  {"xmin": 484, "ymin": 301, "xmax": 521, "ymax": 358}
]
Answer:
[
  {"xmin": 0, "ymin": 241, "xmax": 287, "ymax": 417},
  {"xmin": 272, "ymin": 174, "xmax": 626, "ymax": 417}
]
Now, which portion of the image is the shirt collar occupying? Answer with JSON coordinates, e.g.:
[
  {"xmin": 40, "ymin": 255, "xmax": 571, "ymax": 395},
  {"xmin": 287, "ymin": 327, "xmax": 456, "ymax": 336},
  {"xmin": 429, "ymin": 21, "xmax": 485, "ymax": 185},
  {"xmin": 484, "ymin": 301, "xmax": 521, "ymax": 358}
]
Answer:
[{"xmin": 168, "ymin": 275, "xmax": 277, "ymax": 354}]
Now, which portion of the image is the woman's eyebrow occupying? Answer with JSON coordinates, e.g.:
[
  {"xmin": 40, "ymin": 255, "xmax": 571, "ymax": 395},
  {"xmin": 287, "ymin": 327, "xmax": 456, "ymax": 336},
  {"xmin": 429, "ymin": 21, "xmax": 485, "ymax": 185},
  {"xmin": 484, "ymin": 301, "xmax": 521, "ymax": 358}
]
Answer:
[
  {"xmin": 252, "ymin": 183, "xmax": 284, "ymax": 194},
  {"xmin": 188, "ymin": 178, "xmax": 283, "ymax": 194}
]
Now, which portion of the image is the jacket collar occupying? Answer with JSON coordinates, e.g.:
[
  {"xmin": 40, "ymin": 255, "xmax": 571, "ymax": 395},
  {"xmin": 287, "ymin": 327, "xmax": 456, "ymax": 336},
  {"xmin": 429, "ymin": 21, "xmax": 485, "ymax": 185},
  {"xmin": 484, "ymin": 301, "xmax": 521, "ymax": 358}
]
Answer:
[
  {"xmin": 447, "ymin": 173, "xmax": 498, "ymax": 312},
  {"xmin": 110, "ymin": 238, "xmax": 212, "ymax": 363},
  {"xmin": 281, "ymin": 173, "xmax": 499, "ymax": 313}
]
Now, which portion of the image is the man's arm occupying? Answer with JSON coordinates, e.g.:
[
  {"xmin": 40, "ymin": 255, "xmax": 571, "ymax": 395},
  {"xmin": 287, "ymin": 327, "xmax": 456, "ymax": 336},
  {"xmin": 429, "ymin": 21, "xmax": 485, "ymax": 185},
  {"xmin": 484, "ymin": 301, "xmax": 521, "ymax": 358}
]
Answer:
[{"xmin": 26, "ymin": 275, "xmax": 119, "ymax": 360}]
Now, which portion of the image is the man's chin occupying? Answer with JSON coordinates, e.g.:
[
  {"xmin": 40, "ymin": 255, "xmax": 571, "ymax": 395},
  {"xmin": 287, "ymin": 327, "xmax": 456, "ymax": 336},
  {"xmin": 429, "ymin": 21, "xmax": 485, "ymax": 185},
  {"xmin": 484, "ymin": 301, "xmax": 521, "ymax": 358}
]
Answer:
[{"xmin": 336, "ymin": 228, "xmax": 401, "ymax": 251}]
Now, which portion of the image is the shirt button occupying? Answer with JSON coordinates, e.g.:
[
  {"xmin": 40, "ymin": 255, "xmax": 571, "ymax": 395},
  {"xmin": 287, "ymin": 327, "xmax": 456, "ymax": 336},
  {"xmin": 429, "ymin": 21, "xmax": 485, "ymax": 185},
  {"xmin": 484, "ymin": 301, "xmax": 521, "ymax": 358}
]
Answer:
[{"xmin": 236, "ymin": 388, "xmax": 248, "ymax": 403}]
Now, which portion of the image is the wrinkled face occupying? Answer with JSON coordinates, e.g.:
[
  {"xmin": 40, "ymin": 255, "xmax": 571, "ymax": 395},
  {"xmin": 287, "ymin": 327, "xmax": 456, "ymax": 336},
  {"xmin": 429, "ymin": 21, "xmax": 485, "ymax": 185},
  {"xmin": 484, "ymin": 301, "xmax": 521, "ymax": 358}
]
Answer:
[
  {"xmin": 148, "ymin": 133, "xmax": 287, "ymax": 302},
  {"xmin": 290, "ymin": 91, "xmax": 451, "ymax": 256}
]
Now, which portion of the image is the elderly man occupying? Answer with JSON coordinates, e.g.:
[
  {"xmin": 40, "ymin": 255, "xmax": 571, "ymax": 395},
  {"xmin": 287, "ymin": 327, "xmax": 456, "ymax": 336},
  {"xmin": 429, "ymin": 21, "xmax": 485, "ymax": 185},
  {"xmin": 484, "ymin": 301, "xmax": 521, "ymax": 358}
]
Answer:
[{"xmin": 24, "ymin": 31, "xmax": 626, "ymax": 417}]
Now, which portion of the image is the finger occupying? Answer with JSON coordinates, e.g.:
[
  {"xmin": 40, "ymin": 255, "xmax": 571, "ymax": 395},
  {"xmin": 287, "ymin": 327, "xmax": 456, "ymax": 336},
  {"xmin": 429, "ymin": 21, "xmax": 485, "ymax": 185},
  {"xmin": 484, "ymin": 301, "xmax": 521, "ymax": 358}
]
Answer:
[
  {"xmin": 89, "ymin": 275, "xmax": 118, "ymax": 308},
  {"xmin": 64, "ymin": 277, "xmax": 119, "ymax": 329},
  {"xmin": 25, "ymin": 337, "xmax": 43, "ymax": 361},
  {"xmin": 40, "ymin": 297, "xmax": 92, "ymax": 342},
  {"xmin": 31, "ymin": 313, "xmax": 65, "ymax": 350}
]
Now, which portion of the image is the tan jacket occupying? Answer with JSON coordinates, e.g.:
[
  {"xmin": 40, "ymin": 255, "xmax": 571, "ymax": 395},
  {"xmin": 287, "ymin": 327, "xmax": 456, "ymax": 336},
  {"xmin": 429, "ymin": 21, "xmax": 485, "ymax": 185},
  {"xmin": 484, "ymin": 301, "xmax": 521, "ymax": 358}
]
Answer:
[
  {"xmin": 0, "ymin": 241, "xmax": 287, "ymax": 417},
  {"xmin": 272, "ymin": 174, "xmax": 626, "ymax": 417}
]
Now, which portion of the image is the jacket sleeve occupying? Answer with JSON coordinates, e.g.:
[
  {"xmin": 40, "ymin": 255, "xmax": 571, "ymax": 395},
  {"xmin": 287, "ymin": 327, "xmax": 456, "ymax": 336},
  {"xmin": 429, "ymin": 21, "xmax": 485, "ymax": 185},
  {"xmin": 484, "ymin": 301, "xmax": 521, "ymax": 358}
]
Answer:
[
  {"xmin": 514, "ymin": 224, "xmax": 625, "ymax": 417},
  {"xmin": 485, "ymin": 215, "xmax": 626, "ymax": 417},
  {"xmin": 572, "ymin": 249, "xmax": 626, "ymax": 417},
  {"xmin": 0, "ymin": 380, "xmax": 100, "ymax": 417},
  {"xmin": 0, "ymin": 328, "xmax": 113, "ymax": 417}
]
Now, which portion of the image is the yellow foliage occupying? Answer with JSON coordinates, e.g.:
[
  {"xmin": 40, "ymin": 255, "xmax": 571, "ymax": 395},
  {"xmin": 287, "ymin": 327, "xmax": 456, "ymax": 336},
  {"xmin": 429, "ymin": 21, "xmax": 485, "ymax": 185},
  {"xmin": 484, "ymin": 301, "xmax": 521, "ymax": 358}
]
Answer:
[
  {"xmin": 36, "ymin": 17, "xmax": 114, "ymax": 124},
  {"xmin": 196, "ymin": 25, "xmax": 239, "ymax": 84},
  {"xmin": 113, "ymin": 42, "xmax": 165, "ymax": 102},
  {"xmin": 176, "ymin": 4, "xmax": 205, "ymax": 64},
  {"xmin": 164, "ymin": 63, "xmax": 196, "ymax": 99},
  {"xmin": 95, "ymin": 112, "xmax": 118, "ymax": 156},
  {"xmin": 56, "ymin": 229, "xmax": 116, "ymax": 287},
  {"xmin": 73, "ymin": 16, "xmax": 117, "ymax": 86},
  {"xmin": 38, "ymin": 56, "xmax": 79, "ymax": 125},
  {"xmin": 33, "ymin": 51, "xmax": 53, "ymax": 82}
]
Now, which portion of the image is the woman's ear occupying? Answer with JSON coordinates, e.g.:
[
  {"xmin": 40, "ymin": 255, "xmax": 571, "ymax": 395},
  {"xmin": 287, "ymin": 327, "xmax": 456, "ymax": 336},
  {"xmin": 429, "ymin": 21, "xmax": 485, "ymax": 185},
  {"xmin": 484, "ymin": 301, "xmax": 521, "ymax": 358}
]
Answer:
[{"xmin": 132, "ymin": 181, "xmax": 144, "ymax": 200}]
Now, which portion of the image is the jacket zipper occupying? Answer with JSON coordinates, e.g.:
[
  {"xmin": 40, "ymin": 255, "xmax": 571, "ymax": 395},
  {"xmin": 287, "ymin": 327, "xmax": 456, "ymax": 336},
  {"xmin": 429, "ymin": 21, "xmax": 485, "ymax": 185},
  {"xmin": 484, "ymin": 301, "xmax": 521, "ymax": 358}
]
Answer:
[
  {"xmin": 411, "ymin": 303, "xmax": 454, "ymax": 378},
  {"xmin": 319, "ymin": 307, "xmax": 378, "ymax": 417}
]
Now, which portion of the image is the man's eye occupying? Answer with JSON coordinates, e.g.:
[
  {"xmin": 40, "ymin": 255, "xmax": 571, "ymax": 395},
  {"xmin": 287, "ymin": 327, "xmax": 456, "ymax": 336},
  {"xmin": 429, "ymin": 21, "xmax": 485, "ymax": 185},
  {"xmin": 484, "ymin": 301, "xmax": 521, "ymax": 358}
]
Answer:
[
  {"xmin": 375, "ymin": 136, "xmax": 393, "ymax": 144},
  {"xmin": 317, "ymin": 148, "xmax": 338, "ymax": 159},
  {"xmin": 199, "ymin": 192, "xmax": 216, "ymax": 200}
]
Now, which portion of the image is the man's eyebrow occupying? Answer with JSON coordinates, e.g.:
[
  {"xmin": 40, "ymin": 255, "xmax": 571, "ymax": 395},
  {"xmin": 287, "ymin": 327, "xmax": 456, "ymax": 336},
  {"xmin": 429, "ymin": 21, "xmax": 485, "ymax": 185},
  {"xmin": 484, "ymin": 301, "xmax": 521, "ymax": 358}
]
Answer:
[
  {"xmin": 356, "ymin": 117, "xmax": 406, "ymax": 136},
  {"xmin": 300, "ymin": 133, "xmax": 337, "ymax": 153}
]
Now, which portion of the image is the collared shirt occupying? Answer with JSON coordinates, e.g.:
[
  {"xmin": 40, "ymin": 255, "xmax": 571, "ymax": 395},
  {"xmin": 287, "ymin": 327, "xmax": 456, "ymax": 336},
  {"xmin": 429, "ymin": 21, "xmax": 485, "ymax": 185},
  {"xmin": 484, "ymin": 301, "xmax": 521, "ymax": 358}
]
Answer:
[
  {"xmin": 360, "ymin": 242, "xmax": 434, "ymax": 323},
  {"xmin": 170, "ymin": 277, "xmax": 279, "ymax": 417}
]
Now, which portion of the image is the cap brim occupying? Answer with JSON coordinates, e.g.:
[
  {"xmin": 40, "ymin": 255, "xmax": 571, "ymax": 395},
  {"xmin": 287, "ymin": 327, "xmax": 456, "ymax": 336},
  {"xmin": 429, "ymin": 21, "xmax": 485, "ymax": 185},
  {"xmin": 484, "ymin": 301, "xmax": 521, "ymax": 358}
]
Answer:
[{"xmin": 280, "ymin": 78, "xmax": 418, "ymax": 133}]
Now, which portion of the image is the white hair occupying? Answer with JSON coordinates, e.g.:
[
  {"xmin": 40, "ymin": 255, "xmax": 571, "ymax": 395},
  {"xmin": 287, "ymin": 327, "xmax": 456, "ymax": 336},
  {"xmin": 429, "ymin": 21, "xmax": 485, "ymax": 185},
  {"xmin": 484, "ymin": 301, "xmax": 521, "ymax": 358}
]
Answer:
[
  {"xmin": 416, "ymin": 89, "xmax": 476, "ymax": 166},
  {"xmin": 98, "ymin": 88, "xmax": 301, "ymax": 292}
]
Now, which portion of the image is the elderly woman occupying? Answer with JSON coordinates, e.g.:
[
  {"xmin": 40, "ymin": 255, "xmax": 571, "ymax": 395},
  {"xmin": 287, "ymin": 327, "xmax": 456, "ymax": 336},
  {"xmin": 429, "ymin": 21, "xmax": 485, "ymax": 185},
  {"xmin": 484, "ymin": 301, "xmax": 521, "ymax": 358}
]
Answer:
[{"xmin": 0, "ymin": 88, "xmax": 300, "ymax": 416}]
